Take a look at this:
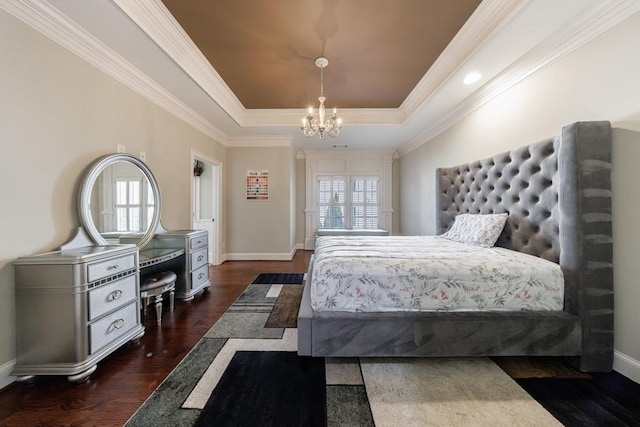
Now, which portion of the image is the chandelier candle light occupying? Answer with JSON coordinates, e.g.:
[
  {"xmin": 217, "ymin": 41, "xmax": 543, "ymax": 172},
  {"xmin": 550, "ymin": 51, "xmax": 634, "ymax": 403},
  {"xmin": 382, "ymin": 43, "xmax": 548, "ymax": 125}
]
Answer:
[{"xmin": 301, "ymin": 57, "xmax": 342, "ymax": 139}]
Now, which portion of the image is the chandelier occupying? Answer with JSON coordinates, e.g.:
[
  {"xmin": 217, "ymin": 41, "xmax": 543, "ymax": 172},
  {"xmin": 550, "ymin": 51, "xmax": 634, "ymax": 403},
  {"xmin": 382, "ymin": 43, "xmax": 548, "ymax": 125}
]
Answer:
[{"xmin": 301, "ymin": 57, "xmax": 342, "ymax": 139}]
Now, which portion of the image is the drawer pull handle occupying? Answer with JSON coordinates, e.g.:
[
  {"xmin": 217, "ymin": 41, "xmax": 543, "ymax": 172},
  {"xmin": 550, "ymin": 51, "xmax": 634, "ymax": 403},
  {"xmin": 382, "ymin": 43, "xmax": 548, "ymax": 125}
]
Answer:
[
  {"xmin": 198, "ymin": 272, "xmax": 205, "ymax": 280},
  {"xmin": 113, "ymin": 319, "xmax": 125, "ymax": 329},
  {"xmin": 107, "ymin": 264, "xmax": 120, "ymax": 271},
  {"xmin": 108, "ymin": 289, "xmax": 123, "ymax": 301},
  {"xmin": 197, "ymin": 255, "xmax": 204, "ymax": 262}
]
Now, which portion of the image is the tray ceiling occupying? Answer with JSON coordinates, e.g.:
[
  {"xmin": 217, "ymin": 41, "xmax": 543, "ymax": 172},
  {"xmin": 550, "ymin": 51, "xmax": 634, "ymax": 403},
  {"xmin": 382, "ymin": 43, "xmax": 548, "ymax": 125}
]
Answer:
[
  {"xmin": 160, "ymin": 0, "xmax": 481, "ymax": 109},
  {"xmin": 4, "ymin": 0, "xmax": 635, "ymax": 152}
]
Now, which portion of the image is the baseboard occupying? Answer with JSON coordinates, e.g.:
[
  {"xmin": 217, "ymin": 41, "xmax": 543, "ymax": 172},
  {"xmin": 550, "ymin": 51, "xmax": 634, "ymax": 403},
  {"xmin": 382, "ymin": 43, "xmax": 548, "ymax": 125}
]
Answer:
[
  {"xmin": 0, "ymin": 359, "xmax": 16, "ymax": 391},
  {"xmin": 613, "ymin": 350, "xmax": 640, "ymax": 384},
  {"xmin": 224, "ymin": 253, "xmax": 293, "ymax": 261},
  {"xmin": 224, "ymin": 250, "xmax": 293, "ymax": 261}
]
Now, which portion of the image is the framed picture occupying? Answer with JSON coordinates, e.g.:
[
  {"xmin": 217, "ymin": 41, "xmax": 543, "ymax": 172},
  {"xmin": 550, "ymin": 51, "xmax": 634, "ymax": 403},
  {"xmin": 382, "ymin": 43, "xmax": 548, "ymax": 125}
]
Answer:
[{"xmin": 246, "ymin": 169, "xmax": 269, "ymax": 200}]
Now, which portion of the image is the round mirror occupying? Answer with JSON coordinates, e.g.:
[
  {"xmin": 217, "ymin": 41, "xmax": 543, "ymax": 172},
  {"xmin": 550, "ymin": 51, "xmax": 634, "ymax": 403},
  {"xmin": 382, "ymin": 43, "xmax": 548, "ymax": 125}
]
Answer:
[{"xmin": 79, "ymin": 154, "xmax": 162, "ymax": 249}]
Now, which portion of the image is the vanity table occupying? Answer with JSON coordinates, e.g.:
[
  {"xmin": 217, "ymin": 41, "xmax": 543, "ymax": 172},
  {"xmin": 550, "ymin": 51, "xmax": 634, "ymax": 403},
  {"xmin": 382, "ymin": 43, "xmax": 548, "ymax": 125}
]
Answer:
[
  {"xmin": 127, "ymin": 229, "xmax": 211, "ymax": 301},
  {"xmin": 13, "ymin": 242, "xmax": 144, "ymax": 383},
  {"xmin": 151, "ymin": 229, "xmax": 210, "ymax": 301},
  {"xmin": 139, "ymin": 246, "xmax": 185, "ymax": 269},
  {"xmin": 12, "ymin": 153, "xmax": 209, "ymax": 382}
]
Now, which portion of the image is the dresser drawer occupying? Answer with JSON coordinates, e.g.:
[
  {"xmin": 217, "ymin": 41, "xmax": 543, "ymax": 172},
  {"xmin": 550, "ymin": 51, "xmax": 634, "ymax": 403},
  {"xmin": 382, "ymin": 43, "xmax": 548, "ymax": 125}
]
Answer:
[
  {"xmin": 89, "ymin": 301, "xmax": 138, "ymax": 354},
  {"xmin": 190, "ymin": 247, "xmax": 208, "ymax": 270},
  {"xmin": 191, "ymin": 264, "xmax": 209, "ymax": 288},
  {"xmin": 87, "ymin": 254, "xmax": 136, "ymax": 283},
  {"xmin": 189, "ymin": 235, "xmax": 207, "ymax": 250},
  {"xmin": 88, "ymin": 275, "xmax": 137, "ymax": 321}
]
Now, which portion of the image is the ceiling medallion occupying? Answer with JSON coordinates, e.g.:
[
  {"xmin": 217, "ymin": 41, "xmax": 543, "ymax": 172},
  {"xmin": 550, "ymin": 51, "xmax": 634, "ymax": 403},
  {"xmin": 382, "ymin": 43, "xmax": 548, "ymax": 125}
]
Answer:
[{"xmin": 301, "ymin": 57, "xmax": 342, "ymax": 139}]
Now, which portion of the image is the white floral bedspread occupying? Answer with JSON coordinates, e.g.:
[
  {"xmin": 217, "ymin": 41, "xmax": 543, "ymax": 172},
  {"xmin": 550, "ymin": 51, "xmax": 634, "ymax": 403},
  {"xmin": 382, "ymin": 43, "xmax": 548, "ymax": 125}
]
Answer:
[{"xmin": 310, "ymin": 236, "xmax": 564, "ymax": 312}]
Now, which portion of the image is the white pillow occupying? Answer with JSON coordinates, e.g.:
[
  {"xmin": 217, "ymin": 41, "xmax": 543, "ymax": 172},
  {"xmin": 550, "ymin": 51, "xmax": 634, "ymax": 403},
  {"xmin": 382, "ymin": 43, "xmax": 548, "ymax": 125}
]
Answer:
[{"xmin": 440, "ymin": 213, "xmax": 508, "ymax": 248}]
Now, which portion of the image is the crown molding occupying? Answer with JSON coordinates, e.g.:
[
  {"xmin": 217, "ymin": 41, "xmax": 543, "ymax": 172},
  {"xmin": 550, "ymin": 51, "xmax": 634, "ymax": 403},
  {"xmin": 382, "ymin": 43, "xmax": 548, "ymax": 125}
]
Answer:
[
  {"xmin": 303, "ymin": 149, "xmax": 394, "ymax": 160},
  {"xmin": 113, "ymin": 0, "xmax": 527, "ymax": 128},
  {"xmin": 241, "ymin": 108, "xmax": 405, "ymax": 127},
  {"xmin": 113, "ymin": 0, "xmax": 247, "ymax": 126},
  {"xmin": 397, "ymin": 0, "xmax": 640, "ymax": 157},
  {"xmin": 0, "ymin": 0, "xmax": 229, "ymax": 143},
  {"xmin": 5, "ymin": 0, "xmax": 637, "ymax": 154},
  {"xmin": 398, "ymin": 0, "xmax": 530, "ymax": 122},
  {"xmin": 225, "ymin": 135, "xmax": 293, "ymax": 148}
]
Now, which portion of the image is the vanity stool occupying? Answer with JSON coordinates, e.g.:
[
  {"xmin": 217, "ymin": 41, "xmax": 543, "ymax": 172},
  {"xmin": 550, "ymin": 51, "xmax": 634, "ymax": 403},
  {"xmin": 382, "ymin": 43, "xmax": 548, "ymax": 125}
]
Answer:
[{"xmin": 140, "ymin": 271, "xmax": 177, "ymax": 326}]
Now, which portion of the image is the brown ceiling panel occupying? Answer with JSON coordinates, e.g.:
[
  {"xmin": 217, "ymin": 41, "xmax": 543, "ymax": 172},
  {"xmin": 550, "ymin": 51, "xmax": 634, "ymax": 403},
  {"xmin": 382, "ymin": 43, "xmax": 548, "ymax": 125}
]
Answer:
[{"xmin": 161, "ymin": 0, "xmax": 481, "ymax": 109}]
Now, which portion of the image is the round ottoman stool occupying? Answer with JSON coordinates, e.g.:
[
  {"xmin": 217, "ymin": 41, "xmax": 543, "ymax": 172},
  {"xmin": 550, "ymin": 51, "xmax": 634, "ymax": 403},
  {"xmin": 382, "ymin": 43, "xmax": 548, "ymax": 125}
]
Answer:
[{"xmin": 140, "ymin": 271, "xmax": 177, "ymax": 326}]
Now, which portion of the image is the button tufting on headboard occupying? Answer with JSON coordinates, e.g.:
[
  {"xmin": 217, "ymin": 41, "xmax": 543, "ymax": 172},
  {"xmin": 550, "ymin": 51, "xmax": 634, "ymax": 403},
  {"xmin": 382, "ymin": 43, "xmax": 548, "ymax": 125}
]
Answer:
[{"xmin": 436, "ymin": 136, "xmax": 560, "ymax": 262}]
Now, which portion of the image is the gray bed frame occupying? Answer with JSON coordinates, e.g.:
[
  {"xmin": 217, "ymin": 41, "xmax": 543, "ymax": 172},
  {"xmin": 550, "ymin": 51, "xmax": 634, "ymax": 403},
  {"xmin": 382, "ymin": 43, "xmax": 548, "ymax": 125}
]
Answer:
[{"xmin": 297, "ymin": 121, "xmax": 613, "ymax": 372}]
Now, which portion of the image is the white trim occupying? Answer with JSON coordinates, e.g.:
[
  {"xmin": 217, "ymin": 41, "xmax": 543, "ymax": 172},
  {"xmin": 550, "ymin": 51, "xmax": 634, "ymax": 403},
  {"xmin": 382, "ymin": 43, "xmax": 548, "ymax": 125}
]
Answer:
[
  {"xmin": 112, "ymin": 0, "xmax": 526, "ymax": 128},
  {"xmin": 190, "ymin": 149, "xmax": 223, "ymax": 266},
  {"xmin": 398, "ymin": 0, "xmax": 640, "ymax": 157},
  {"xmin": 0, "ymin": 359, "xmax": 16, "ymax": 391},
  {"xmin": 304, "ymin": 151, "xmax": 394, "ymax": 249},
  {"xmin": 399, "ymin": 0, "xmax": 529, "ymax": 121},
  {"xmin": 0, "ymin": 0, "xmax": 229, "ymax": 143},
  {"xmin": 112, "ymin": 0, "xmax": 246, "ymax": 126},
  {"xmin": 5, "ymin": 0, "xmax": 638, "ymax": 153},
  {"xmin": 614, "ymin": 350, "xmax": 640, "ymax": 384},
  {"xmin": 224, "ymin": 247, "xmax": 297, "ymax": 261},
  {"xmin": 241, "ymin": 108, "xmax": 406, "ymax": 127},
  {"xmin": 303, "ymin": 150, "xmax": 394, "ymax": 160}
]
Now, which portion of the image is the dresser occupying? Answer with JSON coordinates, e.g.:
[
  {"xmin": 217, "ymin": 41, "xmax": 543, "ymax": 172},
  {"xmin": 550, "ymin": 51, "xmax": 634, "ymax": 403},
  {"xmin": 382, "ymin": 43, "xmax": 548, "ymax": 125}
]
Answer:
[
  {"xmin": 12, "ymin": 244, "xmax": 145, "ymax": 382},
  {"xmin": 150, "ymin": 229, "xmax": 211, "ymax": 301}
]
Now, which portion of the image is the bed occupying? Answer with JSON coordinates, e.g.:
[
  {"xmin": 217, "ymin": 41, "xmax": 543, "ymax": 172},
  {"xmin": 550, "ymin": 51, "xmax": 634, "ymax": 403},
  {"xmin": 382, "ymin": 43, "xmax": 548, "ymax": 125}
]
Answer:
[{"xmin": 297, "ymin": 121, "xmax": 614, "ymax": 372}]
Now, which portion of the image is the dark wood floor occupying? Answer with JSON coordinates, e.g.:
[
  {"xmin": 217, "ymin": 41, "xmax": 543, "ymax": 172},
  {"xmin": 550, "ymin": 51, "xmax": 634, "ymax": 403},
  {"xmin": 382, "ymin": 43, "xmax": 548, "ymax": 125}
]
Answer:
[{"xmin": 0, "ymin": 251, "xmax": 313, "ymax": 427}]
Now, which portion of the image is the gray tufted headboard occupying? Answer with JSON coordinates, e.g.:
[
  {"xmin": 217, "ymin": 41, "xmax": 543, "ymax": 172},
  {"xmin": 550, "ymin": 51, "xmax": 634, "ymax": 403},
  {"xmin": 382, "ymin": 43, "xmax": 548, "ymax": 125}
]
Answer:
[
  {"xmin": 436, "ymin": 121, "xmax": 613, "ymax": 371},
  {"xmin": 437, "ymin": 136, "xmax": 560, "ymax": 262}
]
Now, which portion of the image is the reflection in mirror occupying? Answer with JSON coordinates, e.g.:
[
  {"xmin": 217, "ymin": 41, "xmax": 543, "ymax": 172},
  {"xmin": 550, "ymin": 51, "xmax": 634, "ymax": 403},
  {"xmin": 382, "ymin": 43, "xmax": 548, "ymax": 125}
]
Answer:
[
  {"xmin": 90, "ymin": 161, "xmax": 155, "ymax": 241},
  {"xmin": 79, "ymin": 154, "xmax": 162, "ymax": 249}
]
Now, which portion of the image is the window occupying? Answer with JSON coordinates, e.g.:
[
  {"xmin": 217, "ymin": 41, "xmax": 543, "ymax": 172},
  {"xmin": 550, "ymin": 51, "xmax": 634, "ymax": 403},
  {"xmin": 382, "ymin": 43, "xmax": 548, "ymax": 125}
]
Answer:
[
  {"xmin": 318, "ymin": 176, "xmax": 379, "ymax": 229},
  {"xmin": 318, "ymin": 176, "xmax": 345, "ymax": 229},
  {"xmin": 351, "ymin": 177, "xmax": 378, "ymax": 229}
]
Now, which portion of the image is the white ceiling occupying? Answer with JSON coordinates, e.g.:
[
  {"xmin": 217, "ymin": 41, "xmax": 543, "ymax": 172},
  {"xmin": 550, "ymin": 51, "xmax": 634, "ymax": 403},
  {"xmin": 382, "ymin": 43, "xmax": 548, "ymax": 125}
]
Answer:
[{"xmin": 4, "ymin": 0, "xmax": 638, "ymax": 154}]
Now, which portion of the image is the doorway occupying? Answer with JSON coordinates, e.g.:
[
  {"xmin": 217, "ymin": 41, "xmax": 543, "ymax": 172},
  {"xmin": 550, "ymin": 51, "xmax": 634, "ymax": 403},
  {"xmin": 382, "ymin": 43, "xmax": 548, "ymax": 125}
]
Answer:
[{"xmin": 191, "ymin": 150, "xmax": 222, "ymax": 265}]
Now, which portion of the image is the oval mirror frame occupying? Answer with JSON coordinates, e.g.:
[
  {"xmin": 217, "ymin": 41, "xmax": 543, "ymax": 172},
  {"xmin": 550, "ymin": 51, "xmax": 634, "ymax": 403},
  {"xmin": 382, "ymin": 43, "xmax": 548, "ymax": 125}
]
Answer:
[{"xmin": 78, "ymin": 153, "xmax": 162, "ymax": 249}]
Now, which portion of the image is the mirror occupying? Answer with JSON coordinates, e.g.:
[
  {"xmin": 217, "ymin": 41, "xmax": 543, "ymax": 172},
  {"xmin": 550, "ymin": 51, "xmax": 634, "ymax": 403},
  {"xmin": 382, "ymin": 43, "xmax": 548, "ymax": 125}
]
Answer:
[{"xmin": 79, "ymin": 154, "xmax": 162, "ymax": 249}]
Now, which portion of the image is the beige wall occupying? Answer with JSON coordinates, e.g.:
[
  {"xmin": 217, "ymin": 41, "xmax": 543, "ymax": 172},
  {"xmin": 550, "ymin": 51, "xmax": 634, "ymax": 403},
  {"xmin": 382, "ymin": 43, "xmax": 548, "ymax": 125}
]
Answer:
[
  {"xmin": 399, "ymin": 12, "xmax": 640, "ymax": 375},
  {"xmin": 0, "ymin": 11, "xmax": 225, "ymax": 379},
  {"xmin": 225, "ymin": 146, "xmax": 294, "ymax": 257}
]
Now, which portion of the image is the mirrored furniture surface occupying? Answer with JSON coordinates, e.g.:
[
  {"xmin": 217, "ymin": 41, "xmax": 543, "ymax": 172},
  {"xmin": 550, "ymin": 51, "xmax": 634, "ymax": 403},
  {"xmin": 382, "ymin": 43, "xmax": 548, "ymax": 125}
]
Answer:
[{"xmin": 13, "ymin": 154, "xmax": 209, "ymax": 382}]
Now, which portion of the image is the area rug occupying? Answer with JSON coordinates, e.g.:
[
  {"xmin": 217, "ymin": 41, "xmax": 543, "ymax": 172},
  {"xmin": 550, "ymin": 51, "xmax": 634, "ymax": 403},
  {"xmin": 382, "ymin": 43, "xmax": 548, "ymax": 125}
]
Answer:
[
  {"xmin": 193, "ymin": 351, "xmax": 326, "ymax": 426},
  {"xmin": 265, "ymin": 285, "xmax": 303, "ymax": 328},
  {"xmin": 126, "ymin": 278, "xmax": 639, "ymax": 426},
  {"xmin": 251, "ymin": 272, "xmax": 305, "ymax": 284}
]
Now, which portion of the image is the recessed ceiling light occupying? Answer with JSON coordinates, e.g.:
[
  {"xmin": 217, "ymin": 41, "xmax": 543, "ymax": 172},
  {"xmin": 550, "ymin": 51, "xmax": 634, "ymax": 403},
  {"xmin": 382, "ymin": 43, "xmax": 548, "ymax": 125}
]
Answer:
[{"xmin": 463, "ymin": 72, "xmax": 482, "ymax": 85}]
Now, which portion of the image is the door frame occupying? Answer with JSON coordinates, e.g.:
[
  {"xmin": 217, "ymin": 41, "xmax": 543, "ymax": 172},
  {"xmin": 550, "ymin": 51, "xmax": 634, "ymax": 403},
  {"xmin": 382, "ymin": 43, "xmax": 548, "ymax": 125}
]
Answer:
[{"xmin": 190, "ymin": 149, "xmax": 223, "ymax": 265}]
